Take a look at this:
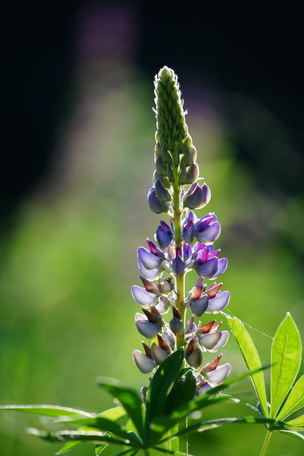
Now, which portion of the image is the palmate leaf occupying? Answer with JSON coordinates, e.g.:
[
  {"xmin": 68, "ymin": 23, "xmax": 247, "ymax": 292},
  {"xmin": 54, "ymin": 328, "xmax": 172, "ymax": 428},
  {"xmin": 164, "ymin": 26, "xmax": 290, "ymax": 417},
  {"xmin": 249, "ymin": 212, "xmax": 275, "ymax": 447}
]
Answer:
[
  {"xmin": 225, "ymin": 315, "xmax": 268, "ymax": 417},
  {"xmin": 150, "ymin": 365, "xmax": 269, "ymax": 438},
  {"xmin": 279, "ymin": 430, "xmax": 304, "ymax": 441},
  {"xmin": 270, "ymin": 313, "xmax": 302, "ymax": 418}
]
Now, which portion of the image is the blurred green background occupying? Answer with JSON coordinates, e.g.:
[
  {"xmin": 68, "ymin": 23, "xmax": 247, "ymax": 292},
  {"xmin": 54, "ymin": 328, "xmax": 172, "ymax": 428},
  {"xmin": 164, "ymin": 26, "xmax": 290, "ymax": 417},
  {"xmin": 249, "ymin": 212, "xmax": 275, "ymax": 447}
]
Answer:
[{"xmin": 1, "ymin": 1, "xmax": 303, "ymax": 455}]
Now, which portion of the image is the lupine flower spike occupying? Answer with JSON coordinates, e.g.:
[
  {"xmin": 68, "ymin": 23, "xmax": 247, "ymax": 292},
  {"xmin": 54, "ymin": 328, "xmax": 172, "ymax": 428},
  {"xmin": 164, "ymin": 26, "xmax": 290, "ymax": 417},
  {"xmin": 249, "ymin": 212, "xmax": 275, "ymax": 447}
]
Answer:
[{"xmin": 131, "ymin": 66, "xmax": 231, "ymax": 394}]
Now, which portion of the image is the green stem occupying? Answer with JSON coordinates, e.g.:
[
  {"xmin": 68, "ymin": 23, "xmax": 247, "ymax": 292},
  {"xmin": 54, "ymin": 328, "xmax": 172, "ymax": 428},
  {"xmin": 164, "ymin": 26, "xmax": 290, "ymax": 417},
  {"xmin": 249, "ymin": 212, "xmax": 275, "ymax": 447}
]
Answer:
[
  {"xmin": 259, "ymin": 430, "xmax": 272, "ymax": 456},
  {"xmin": 172, "ymin": 177, "xmax": 188, "ymax": 455}
]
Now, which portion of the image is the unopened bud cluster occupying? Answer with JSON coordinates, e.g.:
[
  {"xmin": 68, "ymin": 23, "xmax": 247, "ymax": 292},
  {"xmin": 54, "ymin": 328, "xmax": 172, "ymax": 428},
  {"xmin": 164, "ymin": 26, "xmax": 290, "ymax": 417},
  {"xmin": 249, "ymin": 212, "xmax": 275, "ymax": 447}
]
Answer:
[{"xmin": 131, "ymin": 67, "xmax": 231, "ymax": 395}]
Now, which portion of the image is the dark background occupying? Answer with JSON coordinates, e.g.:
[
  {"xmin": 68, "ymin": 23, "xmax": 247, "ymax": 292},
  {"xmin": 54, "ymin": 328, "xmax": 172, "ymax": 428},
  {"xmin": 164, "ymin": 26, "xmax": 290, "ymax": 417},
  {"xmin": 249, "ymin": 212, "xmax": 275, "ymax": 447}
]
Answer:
[{"xmin": 1, "ymin": 0, "xmax": 303, "ymax": 228}]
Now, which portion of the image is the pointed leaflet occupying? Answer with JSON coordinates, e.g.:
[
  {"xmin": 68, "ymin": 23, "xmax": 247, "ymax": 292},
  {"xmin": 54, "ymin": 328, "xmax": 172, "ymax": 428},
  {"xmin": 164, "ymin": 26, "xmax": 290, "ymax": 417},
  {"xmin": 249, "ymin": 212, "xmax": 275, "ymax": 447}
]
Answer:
[
  {"xmin": 97, "ymin": 377, "xmax": 144, "ymax": 440},
  {"xmin": 276, "ymin": 375, "xmax": 304, "ymax": 421},
  {"xmin": 270, "ymin": 313, "xmax": 302, "ymax": 418},
  {"xmin": 145, "ymin": 349, "xmax": 184, "ymax": 426},
  {"xmin": 0, "ymin": 404, "xmax": 93, "ymax": 418},
  {"xmin": 285, "ymin": 415, "xmax": 304, "ymax": 428},
  {"xmin": 226, "ymin": 315, "xmax": 268, "ymax": 417}
]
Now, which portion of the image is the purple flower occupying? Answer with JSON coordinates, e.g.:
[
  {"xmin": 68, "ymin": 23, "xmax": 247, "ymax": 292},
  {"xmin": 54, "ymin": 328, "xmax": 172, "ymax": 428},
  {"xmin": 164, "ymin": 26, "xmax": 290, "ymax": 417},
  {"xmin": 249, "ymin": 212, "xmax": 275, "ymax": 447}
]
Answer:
[
  {"xmin": 193, "ymin": 243, "xmax": 228, "ymax": 280},
  {"xmin": 156, "ymin": 221, "xmax": 173, "ymax": 248},
  {"xmin": 172, "ymin": 248, "xmax": 185, "ymax": 275},
  {"xmin": 206, "ymin": 290, "xmax": 230, "ymax": 313},
  {"xmin": 147, "ymin": 187, "xmax": 168, "ymax": 213},
  {"xmin": 195, "ymin": 213, "xmax": 221, "ymax": 244},
  {"xmin": 131, "ymin": 285, "xmax": 158, "ymax": 306},
  {"xmin": 132, "ymin": 350, "xmax": 156, "ymax": 373}
]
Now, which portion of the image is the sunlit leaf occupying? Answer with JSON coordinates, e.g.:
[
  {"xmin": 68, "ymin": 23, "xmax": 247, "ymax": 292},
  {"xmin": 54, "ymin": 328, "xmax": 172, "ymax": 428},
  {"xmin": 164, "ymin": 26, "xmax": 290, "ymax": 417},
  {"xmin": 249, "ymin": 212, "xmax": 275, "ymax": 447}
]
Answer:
[
  {"xmin": 27, "ymin": 427, "xmax": 131, "ymax": 446},
  {"xmin": 56, "ymin": 440, "xmax": 82, "ymax": 454},
  {"xmin": 146, "ymin": 349, "xmax": 184, "ymax": 424},
  {"xmin": 285, "ymin": 414, "xmax": 304, "ymax": 428},
  {"xmin": 97, "ymin": 377, "xmax": 144, "ymax": 441},
  {"xmin": 276, "ymin": 375, "xmax": 304, "ymax": 421},
  {"xmin": 226, "ymin": 315, "xmax": 268, "ymax": 417},
  {"xmin": 270, "ymin": 313, "xmax": 302, "ymax": 418},
  {"xmin": 164, "ymin": 368, "xmax": 196, "ymax": 415},
  {"xmin": 95, "ymin": 443, "xmax": 109, "ymax": 455},
  {"xmin": 279, "ymin": 430, "xmax": 304, "ymax": 441},
  {"xmin": 0, "ymin": 404, "xmax": 94, "ymax": 418}
]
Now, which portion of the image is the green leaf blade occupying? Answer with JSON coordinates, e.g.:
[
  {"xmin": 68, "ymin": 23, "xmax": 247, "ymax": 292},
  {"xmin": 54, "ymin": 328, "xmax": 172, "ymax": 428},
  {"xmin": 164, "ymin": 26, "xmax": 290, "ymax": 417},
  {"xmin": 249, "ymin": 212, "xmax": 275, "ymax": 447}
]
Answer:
[
  {"xmin": 270, "ymin": 313, "xmax": 302, "ymax": 418},
  {"xmin": 97, "ymin": 377, "xmax": 144, "ymax": 441},
  {"xmin": 226, "ymin": 315, "xmax": 268, "ymax": 417},
  {"xmin": 276, "ymin": 375, "xmax": 304, "ymax": 421},
  {"xmin": 0, "ymin": 404, "xmax": 94, "ymax": 418}
]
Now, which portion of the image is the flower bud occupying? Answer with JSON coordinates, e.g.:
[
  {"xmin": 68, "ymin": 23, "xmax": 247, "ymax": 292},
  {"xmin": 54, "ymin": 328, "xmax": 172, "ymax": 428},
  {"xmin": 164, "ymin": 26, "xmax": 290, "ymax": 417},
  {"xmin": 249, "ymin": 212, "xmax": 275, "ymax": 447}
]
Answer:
[
  {"xmin": 183, "ymin": 183, "xmax": 204, "ymax": 209},
  {"xmin": 167, "ymin": 162, "xmax": 175, "ymax": 182},
  {"xmin": 137, "ymin": 246, "xmax": 162, "ymax": 270},
  {"xmin": 201, "ymin": 183, "xmax": 211, "ymax": 207},
  {"xmin": 161, "ymin": 145, "xmax": 171, "ymax": 164},
  {"xmin": 183, "ymin": 220, "xmax": 195, "ymax": 244},
  {"xmin": 185, "ymin": 162, "xmax": 199, "ymax": 184},
  {"xmin": 147, "ymin": 187, "xmax": 168, "ymax": 214},
  {"xmin": 169, "ymin": 317, "xmax": 183, "ymax": 335},
  {"xmin": 155, "ymin": 179, "xmax": 171, "ymax": 202},
  {"xmin": 178, "ymin": 164, "xmax": 188, "ymax": 185},
  {"xmin": 155, "ymin": 155, "xmax": 167, "ymax": 176},
  {"xmin": 158, "ymin": 278, "xmax": 174, "ymax": 294},
  {"xmin": 156, "ymin": 223, "xmax": 172, "ymax": 249},
  {"xmin": 172, "ymin": 255, "xmax": 185, "ymax": 275}
]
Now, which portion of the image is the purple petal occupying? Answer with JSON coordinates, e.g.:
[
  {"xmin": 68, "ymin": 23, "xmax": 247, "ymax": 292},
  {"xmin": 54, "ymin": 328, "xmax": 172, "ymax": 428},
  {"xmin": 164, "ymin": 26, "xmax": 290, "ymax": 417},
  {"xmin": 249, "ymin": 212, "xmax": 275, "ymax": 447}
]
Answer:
[
  {"xmin": 151, "ymin": 343, "xmax": 169, "ymax": 364},
  {"xmin": 169, "ymin": 317, "xmax": 183, "ymax": 335},
  {"xmin": 131, "ymin": 285, "xmax": 158, "ymax": 306},
  {"xmin": 138, "ymin": 260, "xmax": 160, "ymax": 280},
  {"xmin": 146, "ymin": 239, "xmax": 164, "ymax": 258},
  {"xmin": 201, "ymin": 183, "xmax": 211, "ymax": 207},
  {"xmin": 136, "ymin": 319, "xmax": 161, "ymax": 339},
  {"xmin": 193, "ymin": 242, "xmax": 206, "ymax": 255},
  {"xmin": 183, "ymin": 220, "xmax": 195, "ymax": 244},
  {"xmin": 147, "ymin": 187, "xmax": 167, "ymax": 214},
  {"xmin": 198, "ymin": 331, "xmax": 222, "ymax": 350},
  {"xmin": 196, "ymin": 222, "xmax": 221, "ymax": 244},
  {"xmin": 160, "ymin": 220, "xmax": 172, "ymax": 235},
  {"xmin": 132, "ymin": 350, "xmax": 156, "ymax": 373},
  {"xmin": 190, "ymin": 295, "xmax": 209, "ymax": 317},
  {"xmin": 183, "ymin": 243, "xmax": 192, "ymax": 262},
  {"xmin": 172, "ymin": 255, "xmax": 185, "ymax": 275},
  {"xmin": 210, "ymin": 258, "xmax": 228, "ymax": 279},
  {"xmin": 208, "ymin": 330, "xmax": 230, "ymax": 352},
  {"xmin": 156, "ymin": 225, "xmax": 172, "ymax": 249},
  {"xmin": 205, "ymin": 363, "xmax": 231, "ymax": 384},
  {"xmin": 195, "ymin": 257, "xmax": 219, "ymax": 279},
  {"xmin": 137, "ymin": 247, "xmax": 161, "ymax": 269},
  {"xmin": 206, "ymin": 291, "xmax": 230, "ymax": 313}
]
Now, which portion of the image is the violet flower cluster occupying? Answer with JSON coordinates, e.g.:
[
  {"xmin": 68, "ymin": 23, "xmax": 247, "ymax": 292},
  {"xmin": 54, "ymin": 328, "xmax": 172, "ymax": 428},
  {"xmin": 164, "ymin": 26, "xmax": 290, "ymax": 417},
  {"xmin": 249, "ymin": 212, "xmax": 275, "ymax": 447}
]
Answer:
[{"xmin": 131, "ymin": 67, "xmax": 231, "ymax": 395}]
